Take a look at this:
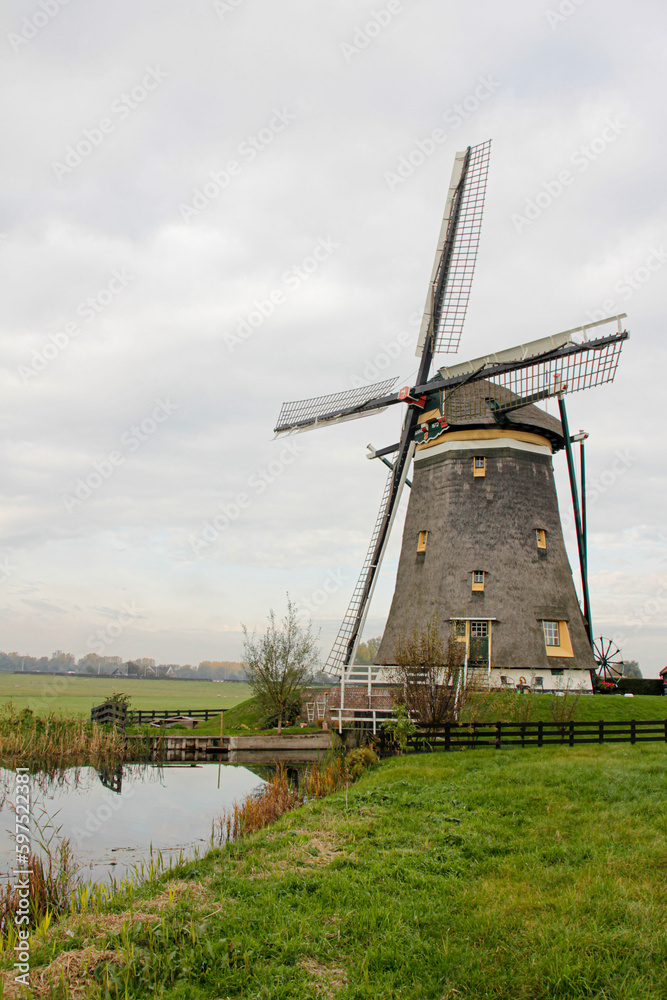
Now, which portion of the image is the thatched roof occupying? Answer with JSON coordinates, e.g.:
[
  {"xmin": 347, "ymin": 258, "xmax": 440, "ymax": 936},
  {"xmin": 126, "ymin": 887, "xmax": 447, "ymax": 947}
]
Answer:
[{"xmin": 441, "ymin": 380, "xmax": 564, "ymax": 451}]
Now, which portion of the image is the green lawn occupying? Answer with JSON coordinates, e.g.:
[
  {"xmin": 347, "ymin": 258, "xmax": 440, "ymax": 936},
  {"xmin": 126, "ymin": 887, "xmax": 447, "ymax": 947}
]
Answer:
[
  {"xmin": 463, "ymin": 691, "xmax": 666, "ymax": 724},
  {"xmin": 0, "ymin": 672, "xmax": 251, "ymax": 716},
  {"xmin": 19, "ymin": 743, "xmax": 667, "ymax": 998}
]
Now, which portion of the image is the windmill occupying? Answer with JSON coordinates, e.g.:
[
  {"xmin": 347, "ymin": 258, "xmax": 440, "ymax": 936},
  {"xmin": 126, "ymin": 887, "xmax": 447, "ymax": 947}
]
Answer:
[{"xmin": 274, "ymin": 140, "xmax": 629, "ymax": 713}]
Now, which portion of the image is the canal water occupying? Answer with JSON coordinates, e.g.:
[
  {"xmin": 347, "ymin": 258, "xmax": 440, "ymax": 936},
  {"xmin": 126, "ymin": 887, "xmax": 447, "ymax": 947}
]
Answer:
[{"xmin": 0, "ymin": 762, "xmax": 266, "ymax": 885}]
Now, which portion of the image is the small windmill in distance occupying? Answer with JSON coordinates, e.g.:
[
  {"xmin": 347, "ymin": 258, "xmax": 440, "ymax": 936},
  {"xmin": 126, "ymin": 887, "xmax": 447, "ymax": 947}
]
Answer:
[{"xmin": 274, "ymin": 140, "xmax": 629, "ymax": 721}]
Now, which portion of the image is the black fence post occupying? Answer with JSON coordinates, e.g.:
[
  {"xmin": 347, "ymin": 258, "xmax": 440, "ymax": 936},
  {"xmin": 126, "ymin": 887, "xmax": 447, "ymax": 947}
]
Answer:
[
  {"xmin": 445, "ymin": 722, "xmax": 451, "ymax": 752},
  {"xmin": 630, "ymin": 720, "xmax": 636, "ymax": 745},
  {"xmin": 538, "ymin": 721, "xmax": 543, "ymax": 747},
  {"xmin": 599, "ymin": 720, "xmax": 603, "ymax": 744},
  {"xmin": 569, "ymin": 721, "xmax": 574, "ymax": 747},
  {"xmin": 495, "ymin": 722, "xmax": 501, "ymax": 749}
]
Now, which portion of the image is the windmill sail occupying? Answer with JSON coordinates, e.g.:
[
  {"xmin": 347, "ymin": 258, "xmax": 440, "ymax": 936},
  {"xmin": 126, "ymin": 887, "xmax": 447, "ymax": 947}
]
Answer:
[
  {"xmin": 325, "ymin": 440, "xmax": 415, "ymax": 675},
  {"xmin": 416, "ymin": 139, "xmax": 492, "ymax": 357},
  {"xmin": 436, "ymin": 324, "xmax": 628, "ymax": 422},
  {"xmin": 274, "ymin": 377, "xmax": 399, "ymax": 436}
]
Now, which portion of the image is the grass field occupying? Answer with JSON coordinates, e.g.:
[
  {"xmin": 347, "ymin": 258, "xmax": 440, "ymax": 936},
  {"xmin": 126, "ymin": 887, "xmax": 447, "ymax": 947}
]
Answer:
[
  {"xmin": 1, "ymin": 671, "xmax": 664, "ymax": 727},
  {"xmin": 463, "ymin": 691, "xmax": 667, "ymax": 723},
  {"xmin": 0, "ymin": 672, "xmax": 251, "ymax": 716},
  {"xmin": 13, "ymin": 742, "xmax": 667, "ymax": 998}
]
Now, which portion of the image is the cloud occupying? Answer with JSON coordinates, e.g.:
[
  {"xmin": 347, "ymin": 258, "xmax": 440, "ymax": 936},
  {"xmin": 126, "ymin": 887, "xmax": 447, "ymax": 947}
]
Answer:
[{"xmin": 0, "ymin": 0, "xmax": 664, "ymax": 674}]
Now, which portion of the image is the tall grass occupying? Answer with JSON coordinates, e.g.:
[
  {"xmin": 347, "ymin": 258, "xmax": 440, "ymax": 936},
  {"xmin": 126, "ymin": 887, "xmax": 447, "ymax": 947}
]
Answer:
[
  {"xmin": 0, "ymin": 832, "xmax": 175, "ymax": 949},
  {"xmin": 211, "ymin": 748, "xmax": 374, "ymax": 846},
  {"xmin": 0, "ymin": 701, "xmax": 149, "ymax": 769}
]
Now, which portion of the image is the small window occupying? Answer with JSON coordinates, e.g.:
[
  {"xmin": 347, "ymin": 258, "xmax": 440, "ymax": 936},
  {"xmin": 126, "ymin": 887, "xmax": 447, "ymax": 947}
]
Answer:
[
  {"xmin": 417, "ymin": 530, "xmax": 428, "ymax": 553},
  {"xmin": 470, "ymin": 620, "xmax": 488, "ymax": 638},
  {"xmin": 543, "ymin": 620, "xmax": 560, "ymax": 646},
  {"xmin": 536, "ymin": 529, "xmax": 547, "ymax": 550},
  {"xmin": 544, "ymin": 620, "xmax": 574, "ymax": 657},
  {"xmin": 472, "ymin": 570, "xmax": 485, "ymax": 592},
  {"xmin": 473, "ymin": 456, "xmax": 486, "ymax": 478},
  {"xmin": 453, "ymin": 620, "xmax": 467, "ymax": 637}
]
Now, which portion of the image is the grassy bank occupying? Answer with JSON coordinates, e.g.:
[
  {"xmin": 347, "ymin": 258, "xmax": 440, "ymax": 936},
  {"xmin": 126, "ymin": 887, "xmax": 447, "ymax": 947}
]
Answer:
[
  {"xmin": 130, "ymin": 694, "xmax": 324, "ymax": 737},
  {"xmin": 6, "ymin": 742, "xmax": 667, "ymax": 998},
  {"xmin": 0, "ymin": 674, "xmax": 251, "ymax": 717},
  {"xmin": 461, "ymin": 690, "xmax": 666, "ymax": 724}
]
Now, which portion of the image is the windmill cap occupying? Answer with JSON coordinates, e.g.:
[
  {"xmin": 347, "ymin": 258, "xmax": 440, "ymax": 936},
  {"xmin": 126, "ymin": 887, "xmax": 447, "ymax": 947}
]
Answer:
[{"xmin": 441, "ymin": 379, "xmax": 565, "ymax": 450}]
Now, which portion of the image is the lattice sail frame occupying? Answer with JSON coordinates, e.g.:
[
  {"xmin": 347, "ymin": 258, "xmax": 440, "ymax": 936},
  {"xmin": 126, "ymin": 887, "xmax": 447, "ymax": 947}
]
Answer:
[
  {"xmin": 324, "ymin": 466, "xmax": 395, "ymax": 676},
  {"xmin": 417, "ymin": 139, "xmax": 492, "ymax": 357},
  {"xmin": 274, "ymin": 377, "xmax": 398, "ymax": 435},
  {"xmin": 324, "ymin": 439, "xmax": 415, "ymax": 677},
  {"xmin": 441, "ymin": 333, "xmax": 626, "ymax": 422}
]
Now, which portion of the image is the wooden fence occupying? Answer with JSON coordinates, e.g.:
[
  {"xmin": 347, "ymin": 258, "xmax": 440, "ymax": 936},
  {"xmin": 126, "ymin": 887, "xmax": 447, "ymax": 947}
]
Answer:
[
  {"xmin": 377, "ymin": 718, "xmax": 667, "ymax": 754},
  {"xmin": 91, "ymin": 703, "xmax": 222, "ymax": 726},
  {"xmin": 127, "ymin": 708, "xmax": 222, "ymax": 724},
  {"xmin": 90, "ymin": 701, "xmax": 128, "ymax": 726}
]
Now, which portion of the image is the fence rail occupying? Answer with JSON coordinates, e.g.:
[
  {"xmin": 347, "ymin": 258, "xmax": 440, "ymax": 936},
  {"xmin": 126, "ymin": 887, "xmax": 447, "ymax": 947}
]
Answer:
[
  {"xmin": 331, "ymin": 708, "xmax": 398, "ymax": 734},
  {"xmin": 377, "ymin": 718, "xmax": 667, "ymax": 753},
  {"xmin": 91, "ymin": 703, "xmax": 223, "ymax": 726},
  {"xmin": 90, "ymin": 702, "xmax": 128, "ymax": 726},
  {"xmin": 127, "ymin": 709, "xmax": 222, "ymax": 724}
]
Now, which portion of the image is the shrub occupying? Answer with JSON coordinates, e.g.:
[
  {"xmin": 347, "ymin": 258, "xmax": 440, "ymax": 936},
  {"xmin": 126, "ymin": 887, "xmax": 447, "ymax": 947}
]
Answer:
[
  {"xmin": 616, "ymin": 678, "xmax": 663, "ymax": 697},
  {"xmin": 345, "ymin": 745, "xmax": 379, "ymax": 780},
  {"xmin": 392, "ymin": 616, "xmax": 467, "ymax": 725},
  {"xmin": 382, "ymin": 705, "xmax": 418, "ymax": 753}
]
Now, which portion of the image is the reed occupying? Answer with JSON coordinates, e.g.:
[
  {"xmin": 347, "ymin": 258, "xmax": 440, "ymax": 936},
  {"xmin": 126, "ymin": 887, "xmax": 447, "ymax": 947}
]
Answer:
[
  {"xmin": 0, "ymin": 837, "xmax": 174, "ymax": 949},
  {"xmin": 0, "ymin": 702, "xmax": 149, "ymax": 769},
  {"xmin": 211, "ymin": 748, "xmax": 375, "ymax": 847}
]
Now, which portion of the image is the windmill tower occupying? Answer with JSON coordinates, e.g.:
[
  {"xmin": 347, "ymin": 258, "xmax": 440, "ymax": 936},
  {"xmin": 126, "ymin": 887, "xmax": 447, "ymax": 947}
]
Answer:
[{"xmin": 274, "ymin": 140, "xmax": 628, "ymax": 713}]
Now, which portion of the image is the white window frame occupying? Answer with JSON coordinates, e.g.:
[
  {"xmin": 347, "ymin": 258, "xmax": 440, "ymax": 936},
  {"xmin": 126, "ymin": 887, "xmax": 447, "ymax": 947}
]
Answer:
[{"xmin": 543, "ymin": 620, "xmax": 560, "ymax": 647}]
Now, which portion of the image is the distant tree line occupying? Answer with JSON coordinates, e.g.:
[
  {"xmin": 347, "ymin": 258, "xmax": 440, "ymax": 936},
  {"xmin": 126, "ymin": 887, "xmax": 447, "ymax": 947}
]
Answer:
[{"xmin": 0, "ymin": 650, "xmax": 248, "ymax": 679}]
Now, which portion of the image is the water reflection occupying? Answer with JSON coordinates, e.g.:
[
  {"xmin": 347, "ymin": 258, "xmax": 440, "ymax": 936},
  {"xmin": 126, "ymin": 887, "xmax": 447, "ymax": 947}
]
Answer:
[{"xmin": 0, "ymin": 762, "xmax": 266, "ymax": 884}]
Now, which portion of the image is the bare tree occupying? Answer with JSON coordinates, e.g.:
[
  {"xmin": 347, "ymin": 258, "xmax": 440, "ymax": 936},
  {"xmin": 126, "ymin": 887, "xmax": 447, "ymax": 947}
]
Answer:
[
  {"xmin": 242, "ymin": 598, "xmax": 320, "ymax": 734},
  {"xmin": 391, "ymin": 615, "xmax": 467, "ymax": 726}
]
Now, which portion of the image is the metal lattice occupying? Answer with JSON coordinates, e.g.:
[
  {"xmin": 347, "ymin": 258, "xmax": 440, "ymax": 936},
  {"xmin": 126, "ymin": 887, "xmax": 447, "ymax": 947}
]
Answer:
[
  {"xmin": 274, "ymin": 377, "xmax": 398, "ymax": 435},
  {"xmin": 443, "ymin": 335, "xmax": 625, "ymax": 422},
  {"xmin": 325, "ymin": 466, "xmax": 395, "ymax": 676},
  {"xmin": 433, "ymin": 139, "xmax": 491, "ymax": 354}
]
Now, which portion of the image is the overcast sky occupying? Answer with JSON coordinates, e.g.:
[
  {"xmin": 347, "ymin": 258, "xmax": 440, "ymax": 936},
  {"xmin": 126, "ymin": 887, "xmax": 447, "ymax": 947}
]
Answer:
[{"xmin": 1, "ymin": 0, "xmax": 665, "ymax": 675}]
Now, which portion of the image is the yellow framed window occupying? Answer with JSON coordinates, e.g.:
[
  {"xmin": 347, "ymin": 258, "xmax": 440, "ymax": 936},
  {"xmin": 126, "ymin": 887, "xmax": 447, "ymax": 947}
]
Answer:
[
  {"xmin": 543, "ymin": 620, "xmax": 574, "ymax": 657},
  {"xmin": 473, "ymin": 456, "xmax": 486, "ymax": 477},
  {"xmin": 536, "ymin": 529, "xmax": 547, "ymax": 550},
  {"xmin": 472, "ymin": 570, "xmax": 485, "ymax": 592},
  {"xmin": 417, "ymin": 530, "xmax": 428, "ymax": 553}
]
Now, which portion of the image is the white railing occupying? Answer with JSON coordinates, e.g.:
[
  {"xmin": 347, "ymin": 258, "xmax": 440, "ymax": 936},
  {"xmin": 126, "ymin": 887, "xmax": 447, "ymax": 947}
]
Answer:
[{"xmin": 330, "ymin": 707, "xmax": 397, "ymax": 735}]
